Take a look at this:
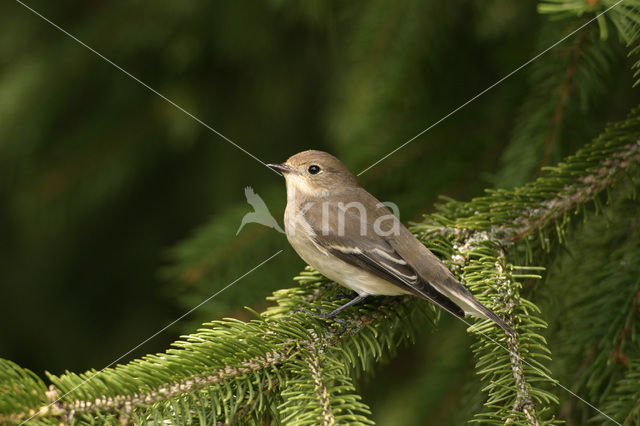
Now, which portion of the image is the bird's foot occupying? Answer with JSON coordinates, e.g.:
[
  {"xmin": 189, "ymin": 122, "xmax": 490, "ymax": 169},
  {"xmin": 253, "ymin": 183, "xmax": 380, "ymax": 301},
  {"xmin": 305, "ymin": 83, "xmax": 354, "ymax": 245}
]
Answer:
[
  {"xmin": 328, "ymin": 288, "xmax": 359, "ymax": 302},
  {"xmin": 294, "ymin": 307, "xmax": 347, "ymax": 333},
  {"xmin": 294, "ymin": 295, "xmax": 367, "ymax": 334}
]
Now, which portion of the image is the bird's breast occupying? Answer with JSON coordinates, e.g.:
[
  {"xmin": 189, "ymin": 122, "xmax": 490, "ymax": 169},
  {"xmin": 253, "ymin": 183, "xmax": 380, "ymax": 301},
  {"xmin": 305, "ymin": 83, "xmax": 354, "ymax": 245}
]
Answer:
[{"xmin": 284, "ymin": 203, "xmax": 408, "ymax": 297}]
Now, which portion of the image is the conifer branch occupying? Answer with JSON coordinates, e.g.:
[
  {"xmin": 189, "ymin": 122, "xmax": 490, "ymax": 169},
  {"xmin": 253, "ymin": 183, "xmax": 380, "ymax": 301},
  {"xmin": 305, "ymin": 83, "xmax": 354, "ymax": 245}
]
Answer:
[
  {"xmin": 544, "ymin": 200, "xmax": 640, "ymax": 423},
  {"xmin": 504, "ymin": 140, "xmax": 640, "ymax": 244},
  {"xmin": 496, "ymin": 252, "xmax": 538, "ymax": 425},
  {"xmin": 4, "ymin": 107, "xmax": 640, "ymax": 424},
  {"xmin": 305, "ymin": 349, "xmax": 336, "ymax": 426},
  {"xmin": 600, "ymin": 360, "xmax": 640, "ymax": 425},
  {"xmin": 414, "ymin": 113, "xmax": 640, "ymax": 250},
  {"xmin": 31, "ymin": 352, "xmax": 283, "ymax": 423},
  {"xmin": 450, "ymin": 238, "xmax": 549, "ymax": 424},
  {"xmin": 539, "ymin": 27, "xmax": 588, "ymax": 171},
  {"xmin": 409, "ymin": 109, "xmax": 640, "ymax": 424},
  {"xmin": 453, "ymin": 233, "xmax": 539, "ymax": 425},
  {"xmin": 2, "ymin": 1, "xmax": 640, "ymax": 425}
]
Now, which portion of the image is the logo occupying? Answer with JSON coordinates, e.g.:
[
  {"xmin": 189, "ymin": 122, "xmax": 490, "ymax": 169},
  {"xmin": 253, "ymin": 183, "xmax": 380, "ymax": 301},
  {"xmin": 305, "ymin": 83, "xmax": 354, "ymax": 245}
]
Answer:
[
  {"xmin": 236, "ymin": 187, "xmax": 285, "ymax": 235},
  {"xmin": 237, "ymin": 186, "xmax": 401, "ymax": 237}
]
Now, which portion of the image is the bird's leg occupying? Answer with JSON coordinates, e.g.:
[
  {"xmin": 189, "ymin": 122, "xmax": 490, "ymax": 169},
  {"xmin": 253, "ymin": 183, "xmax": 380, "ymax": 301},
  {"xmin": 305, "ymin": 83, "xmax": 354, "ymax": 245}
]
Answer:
[
  {"xmin": 295, "ymin": 295, "xmax": 368, "ymax": 331},
  {"xmin": 324, "ymin": 294, "xmax": 368, "ymax": 317},
  {"xmin": 329, "ymin": 286, "xmax": 359, "ymax": 302}
]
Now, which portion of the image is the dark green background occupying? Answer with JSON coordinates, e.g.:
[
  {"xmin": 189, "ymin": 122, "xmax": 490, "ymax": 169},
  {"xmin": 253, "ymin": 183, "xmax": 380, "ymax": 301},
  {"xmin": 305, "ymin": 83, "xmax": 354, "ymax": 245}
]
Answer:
[{"xmin": 1, "ymin": 1, "xmax": 637, "ymax": 424}]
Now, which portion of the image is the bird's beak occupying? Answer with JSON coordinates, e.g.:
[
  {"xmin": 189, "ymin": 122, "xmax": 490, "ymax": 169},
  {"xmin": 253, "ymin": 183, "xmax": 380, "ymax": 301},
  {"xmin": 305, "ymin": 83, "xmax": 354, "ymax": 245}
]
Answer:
[{"xmin": 267, "ymin": 163, "xmax": 293, "ymax": 174}]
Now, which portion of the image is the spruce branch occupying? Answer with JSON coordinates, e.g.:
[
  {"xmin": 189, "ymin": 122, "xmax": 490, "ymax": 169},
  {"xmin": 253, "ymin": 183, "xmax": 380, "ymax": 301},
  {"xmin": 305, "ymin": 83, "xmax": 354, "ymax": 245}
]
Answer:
[
  {"xmin": 600, "ymin": 360, "xmax": 640, "ymax": 425},
  {"xmin": 440, "ymin": 236, "xmax": 551, "ymax": 424},
  {"xmin": 538, "ymin": 26, "xmax": 587, "ymax": 171},
  {"xmin": 4, "ymin": 107, "xmax": 640, "ymax": 424},
  {"xmin": 408, "ymin": 109, "xmax": 640, "ymax": 424},
  {"xmin": 1, "ymin": 286, "xmax": 415, "ymax": 424},
  {"xmin": 3, "ymin": 1, "xmax": 640, "ymax": 425},
  {"xmin": 37, "ymin": 352, "xmax": 283, "ymax": 423},
  {"xmin": 305, "ymin": 350, "xmax": 336, "ymax": 425},
  {"xmin": 413, "ymin": 108, "xmax": 640, "ymax": 252},
  {"xmin": 543, "ymin": 197, "xmax": 640, "ymax": 423}
]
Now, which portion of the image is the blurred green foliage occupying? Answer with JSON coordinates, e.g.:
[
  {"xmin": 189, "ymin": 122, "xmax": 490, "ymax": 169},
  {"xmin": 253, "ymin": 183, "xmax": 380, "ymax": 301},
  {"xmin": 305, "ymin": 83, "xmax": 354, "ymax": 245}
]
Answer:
[{"xmin": 1, "ymin": 0, "xmax": 639, "ymax": 424}]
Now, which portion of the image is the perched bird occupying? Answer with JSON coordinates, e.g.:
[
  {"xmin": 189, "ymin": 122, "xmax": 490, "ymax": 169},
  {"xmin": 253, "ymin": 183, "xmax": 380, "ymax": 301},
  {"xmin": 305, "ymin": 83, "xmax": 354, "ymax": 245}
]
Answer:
[
  {"xmin": 236, "ymin": 186, "xmax": 285, "ymax": 235},
  {"xmin": 268, "ymin": 150, "xmax": 514, "ymax": 335}
]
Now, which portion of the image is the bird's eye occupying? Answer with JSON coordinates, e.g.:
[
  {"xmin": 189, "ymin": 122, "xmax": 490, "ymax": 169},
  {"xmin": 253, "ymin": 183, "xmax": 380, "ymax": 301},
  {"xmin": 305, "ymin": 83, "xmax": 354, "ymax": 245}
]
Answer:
[{"xmin": 308, "ymin": 165, "xmax": 321, "ymax": 175}]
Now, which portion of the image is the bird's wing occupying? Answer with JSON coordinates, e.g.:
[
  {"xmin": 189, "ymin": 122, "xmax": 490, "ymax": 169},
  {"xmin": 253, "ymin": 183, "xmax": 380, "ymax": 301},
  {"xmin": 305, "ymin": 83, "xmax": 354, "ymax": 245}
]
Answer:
[{"xmin": 304, "ymin": 202, "xmax": 464, "ymax": 318}]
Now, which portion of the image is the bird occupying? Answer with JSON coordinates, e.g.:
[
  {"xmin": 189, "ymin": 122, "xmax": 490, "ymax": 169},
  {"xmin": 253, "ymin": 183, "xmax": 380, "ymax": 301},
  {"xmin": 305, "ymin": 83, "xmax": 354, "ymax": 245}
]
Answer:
[
  {"xmin": 267, "ymin": 150, "xmax": 514, "ymax": 335},
  {"xmin": 236, "ymin": 186, "xmax": 285, "ymax": 235}
]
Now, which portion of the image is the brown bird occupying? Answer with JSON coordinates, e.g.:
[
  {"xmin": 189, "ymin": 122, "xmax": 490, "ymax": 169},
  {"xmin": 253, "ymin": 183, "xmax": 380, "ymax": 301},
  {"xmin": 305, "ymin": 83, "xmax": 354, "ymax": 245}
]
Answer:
[{"xmin": 268, "ymin": 150, "xmax": 514, "ymax": 335}]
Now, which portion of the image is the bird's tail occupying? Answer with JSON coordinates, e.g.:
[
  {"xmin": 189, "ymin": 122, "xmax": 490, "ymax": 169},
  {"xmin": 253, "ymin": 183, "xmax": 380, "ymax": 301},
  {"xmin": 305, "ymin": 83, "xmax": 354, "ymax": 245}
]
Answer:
[
  {"xmin": 442, "ymin": 278, "xmax": 515, "ymax": 336},
  {"xmin": 469, "ymin": 300, "xmax": 515, "ymax": 336}
]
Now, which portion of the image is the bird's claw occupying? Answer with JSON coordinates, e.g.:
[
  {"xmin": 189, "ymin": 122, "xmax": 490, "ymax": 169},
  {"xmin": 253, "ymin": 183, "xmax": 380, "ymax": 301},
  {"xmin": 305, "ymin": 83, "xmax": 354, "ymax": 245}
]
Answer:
[
  {"xmin": 328, "ymin": 288, "xmax": 359, "ymax": 302},
  {"xmin": 330, "ymin": 318, "xmax": 347, "ymax": 334},
  {"xmin": 294, "ymin": 307, "xmax": 322, "ymax": 316},
  {"xmin": 294, "ymin": 307, "xmax": 348, "ymax": 334}
]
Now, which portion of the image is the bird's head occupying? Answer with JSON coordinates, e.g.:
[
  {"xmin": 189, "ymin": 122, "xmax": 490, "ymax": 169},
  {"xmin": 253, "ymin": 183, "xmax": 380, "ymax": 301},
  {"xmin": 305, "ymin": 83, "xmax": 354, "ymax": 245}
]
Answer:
[{"xmin": 267, "ymin": 150, "xmax": 359, "ymax": 197}]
